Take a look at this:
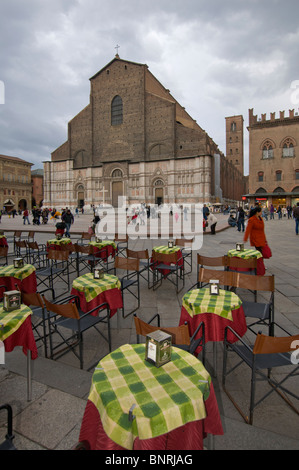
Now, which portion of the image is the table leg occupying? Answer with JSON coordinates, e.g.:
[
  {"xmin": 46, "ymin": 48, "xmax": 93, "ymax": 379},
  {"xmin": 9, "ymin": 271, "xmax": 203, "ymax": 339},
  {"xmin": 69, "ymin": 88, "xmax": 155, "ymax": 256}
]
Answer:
[{"xmin": 27, "ymin": 351, "xmax": 32, "ymax": 401}]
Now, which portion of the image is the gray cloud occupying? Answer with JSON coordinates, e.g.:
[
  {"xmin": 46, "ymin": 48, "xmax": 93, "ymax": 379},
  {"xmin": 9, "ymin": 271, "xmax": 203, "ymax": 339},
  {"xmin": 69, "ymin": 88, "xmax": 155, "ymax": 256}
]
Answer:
[{"xmin": 0, "ymin": 0, "xmax": 299, "ymax": 175}]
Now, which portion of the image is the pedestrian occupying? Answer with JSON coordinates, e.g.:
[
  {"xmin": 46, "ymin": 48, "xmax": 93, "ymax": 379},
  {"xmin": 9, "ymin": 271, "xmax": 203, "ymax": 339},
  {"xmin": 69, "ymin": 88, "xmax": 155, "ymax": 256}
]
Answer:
[
  {"xmin": 62, "ymin": 209, "xmax": 74, "ymax": 238},
  {"xmin": 293, "ymin": 202, "xmax": 299, "ymax": 235},
  {"xmin": 277, "ymin": 205, "xmax": 282, "ymax": 219},
  {"xmin": 23, "ymin": 208, "xmax": 30, "ymax": 225},
  {"xmin": 243, "ymin": 206, "xmax": 267, "ymax": 253},
  {"xmin": 237, "ymin": 207, "xmax": 245, "ymax": 232},
  {"xmin": 207, "ymin": 212, "xmax": 217, "ymax": 235},
  {"xmin": 270, "ymin": 204, "xmax": 275, "ymax": 220}
]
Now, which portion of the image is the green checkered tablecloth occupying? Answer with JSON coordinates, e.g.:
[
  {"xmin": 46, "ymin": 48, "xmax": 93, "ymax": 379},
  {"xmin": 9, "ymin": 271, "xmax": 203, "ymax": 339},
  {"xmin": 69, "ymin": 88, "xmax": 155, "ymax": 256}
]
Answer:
[
  {"xmin": 227, "ymin": 248, "xmax": 262, "ymax": 259},
  {"xmin": 0, "ymin": 304, "xmax": 32, "ymax": 342},
  {"xmin": 0, "ymin": 264, "xmax": 36, "ymax": 280},
  {"xmin": 89, "ymin": 240, "xmax": 117, "ymax": 250},
  {"xmin": 72, "ymin": 273, "xmax": 121, "ymax": 303},
  {"xmin": 47, "ymin": 238, "xmax": 72, "ymax": 245},
  {"xmin": 153, "ymin": 245, "xmax": 180, "ymax": 255},
  {"xmin": 88, "ymin": 343, "xmax": 211, "ymax": 450},
  {"xmin": 182, "ymin": 288, "xmax": 242, "ymax": 321}
]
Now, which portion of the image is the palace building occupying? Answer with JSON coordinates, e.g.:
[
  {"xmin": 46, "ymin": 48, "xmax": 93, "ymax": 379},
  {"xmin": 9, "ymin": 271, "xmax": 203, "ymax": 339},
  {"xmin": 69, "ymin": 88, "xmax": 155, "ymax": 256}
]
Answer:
[
  {"xmin": 43, "ymin": 55, "xmax": 246, "ymax": 210},
  {"xmin": 246, "ymin": 108, "xmax": 299, "ymax": 208}
]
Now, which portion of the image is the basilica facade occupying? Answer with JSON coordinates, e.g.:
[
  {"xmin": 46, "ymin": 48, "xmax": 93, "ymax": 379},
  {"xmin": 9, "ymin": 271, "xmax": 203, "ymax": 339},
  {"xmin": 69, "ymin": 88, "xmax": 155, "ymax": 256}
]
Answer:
[{"xmin": 43, "ymin": 55, "xmax": 246, "ymax": 211}]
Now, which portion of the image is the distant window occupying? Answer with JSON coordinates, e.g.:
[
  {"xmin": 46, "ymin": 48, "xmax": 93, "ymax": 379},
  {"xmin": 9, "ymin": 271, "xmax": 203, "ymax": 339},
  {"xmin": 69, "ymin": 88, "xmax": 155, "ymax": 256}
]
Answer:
[
  {"xmin": 295, "ymin": 170, "xmax": 299, "ymax": 180},
  {"xmin": 276, "ymin": 170, "xmax": 282, "ymax": 181},
  {"xmin": 262, "ymin": 141, "xmax": 274, "ymax": 159},
  {"xmin": 111, "ymin": 95, "xmax": 123, "ymax": 125},
  {"xmin": 282, "ymin": 140, "xmax": 294, "ymax": 157},
  {"xmin": 112, "ymin": 169, "xmax": 123, "ymax": 178},
  {"xmin": 231, "ymin": 122, "xmax": 236, "ymax": 132},
  {"xmin": 258, "ymin": 172, "xmax": 264, "ymax": 182}
]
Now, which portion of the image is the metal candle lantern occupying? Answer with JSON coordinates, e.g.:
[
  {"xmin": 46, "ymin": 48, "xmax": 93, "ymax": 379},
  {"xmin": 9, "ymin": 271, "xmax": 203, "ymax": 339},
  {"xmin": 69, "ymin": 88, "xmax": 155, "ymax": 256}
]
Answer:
[
  {"xmin": 13, "ymin": 258, "xmax": 24, "ymax": 268},
  {"xmin": 145, "ymin": 330, "xmax": 172, "ymax": 367},
  {"xmin": 3, "ymin": 290, "xmax": 21, "ymax": 311},
  {"xmin": 94, "ymin": 268, "xmax": 104, "ymax": 280},
  {"xmin": 168, "ymin": 240, "xmax": 174, "ymax": 249},
  {"xmin": 236, "ymin": 243, "xmax": 244, "ymax": 251},
  {"xmin": 209, "ymin": 279, "xmax": 220, "ymax": 295}
]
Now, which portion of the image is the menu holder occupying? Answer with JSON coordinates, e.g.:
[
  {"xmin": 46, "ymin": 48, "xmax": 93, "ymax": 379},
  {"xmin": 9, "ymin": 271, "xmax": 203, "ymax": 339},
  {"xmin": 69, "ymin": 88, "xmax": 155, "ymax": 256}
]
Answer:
[
  {"xmin": 209, "ymin": 279, "xmax": 219, "ymax": 295},
  {"xmin": 145, "ymin": 330, "xmax": 172, "ymax": 367},
  {"xmin": 96, "ymin": 237, "xmax": 102, "ymax": 243},
  {"xmin": 13, "ymin": 258, "xmax": 24, "ymax": 268},
  {"xmin": 3, "ymin": 290, "xmax": 21, "ymax": 312}
]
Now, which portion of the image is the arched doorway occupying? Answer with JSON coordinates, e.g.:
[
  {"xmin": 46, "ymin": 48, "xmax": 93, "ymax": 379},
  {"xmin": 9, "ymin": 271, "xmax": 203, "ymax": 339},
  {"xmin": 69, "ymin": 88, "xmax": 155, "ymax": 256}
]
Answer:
[
  {"xmin": 77, "ymin": 184, "xmax": 85, "ymax": 208},
  {"xmin": 111, "ymin": 169, "xmax": 123, "ymax": 207},
  {"xmin": 154, "ymin": 179, "xmax": 164, "ymax": 205}
]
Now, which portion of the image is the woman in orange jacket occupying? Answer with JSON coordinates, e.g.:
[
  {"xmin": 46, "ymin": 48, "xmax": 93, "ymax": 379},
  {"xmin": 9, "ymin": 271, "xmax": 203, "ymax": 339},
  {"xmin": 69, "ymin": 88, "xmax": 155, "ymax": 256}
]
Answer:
[{"xmin": 243, "ymin": 206, "xmax": 267, "ymax": 251}]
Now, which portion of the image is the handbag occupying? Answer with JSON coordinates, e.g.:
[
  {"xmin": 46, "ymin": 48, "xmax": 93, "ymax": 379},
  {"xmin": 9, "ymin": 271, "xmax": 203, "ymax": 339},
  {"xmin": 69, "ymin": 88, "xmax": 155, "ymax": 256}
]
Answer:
[{"xmin": 261, "ymin": 243, "xmax": 272, "ymax": 259}]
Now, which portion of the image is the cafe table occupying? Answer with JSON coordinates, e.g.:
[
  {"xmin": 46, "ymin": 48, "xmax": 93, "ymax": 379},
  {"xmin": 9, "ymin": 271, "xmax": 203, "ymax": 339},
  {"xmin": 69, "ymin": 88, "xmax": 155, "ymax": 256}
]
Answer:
[
  {"xmin": 0, "ymin": 264, "xmax": 37, "ymax": 297},
  {"xmin": 227, "ymin": 248, "xmax": 265, "ymax": 276},
  {"xmin": 0, "ymin": 303, "xmax": 38, "ymax": 400},
  {"xmin": 89, "ymin": 240, "xmax": 117, "ymax": 263},
  {"xmin": 46, "ymin": 237, "xmax": 74, "ymax": 251},
  {"xmin": 78, "ymin": 343, "xmax": 223, "ymax": 450},
  {"xmin": 71, "ymin": 272, "xmax": 123, "ymax": 317},
  {"xmin": 180, "ymin": 288, "xmax": 247, "ymax": 360},
  {"xmin": 151, "ymin": 245, "xmax": 184, "ymax": 277}
]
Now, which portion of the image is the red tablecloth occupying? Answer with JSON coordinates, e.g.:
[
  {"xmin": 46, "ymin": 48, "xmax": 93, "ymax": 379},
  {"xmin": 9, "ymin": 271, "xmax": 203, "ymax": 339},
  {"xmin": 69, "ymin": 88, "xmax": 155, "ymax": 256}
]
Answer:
[
  {"xmin": 70, "ymin": 287, "xmax": 123, "ymax": 317},
  {"xmin": 179, "ymin": 305, "xmax": 247, "ymax": 353},
  {"xmin": 0, "ymin": 236, "xmax": 8, "ymax": 247},
  {"xmin": 3, "ymin": 315, "xmax": 38, "ymax": 360},
  {"xmin": 0, "ymin": 271, "xmax": 37, "ymax": 296},
  {"xmin": 91, "ymin": 245, "xmax": 116, "ymax": 262},
  {"xmin": 78, "ymin": 382, "xmax": 223, "ymax": 450}
]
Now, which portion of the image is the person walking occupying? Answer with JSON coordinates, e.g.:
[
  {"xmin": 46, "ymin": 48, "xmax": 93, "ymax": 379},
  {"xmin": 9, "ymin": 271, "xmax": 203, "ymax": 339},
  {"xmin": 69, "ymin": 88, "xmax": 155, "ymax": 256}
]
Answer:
[
  {"xmin": 62, "ymin": 209, "xmax": 74, "ymax": 238},
  {"xmin": 270, "ymin": 204, "xmax": 275, "ymax": 220},
  {"xmin": 243, "ymin": 206, "xmax": 267, "ymax": 253},
  {"xmin": 237, "ymin": 207, "xmax": 245, "ymax": 232},
  {"xmin": 207, "ymin": 212, "xmax": 217, "ymax": 235},
  {"xmin": 293, "ymin": 203, "xmax": 299, "ymax": 235},
  {"xmin": 23, "ymin": 208, "xmax": 30, "ymax": 225}
]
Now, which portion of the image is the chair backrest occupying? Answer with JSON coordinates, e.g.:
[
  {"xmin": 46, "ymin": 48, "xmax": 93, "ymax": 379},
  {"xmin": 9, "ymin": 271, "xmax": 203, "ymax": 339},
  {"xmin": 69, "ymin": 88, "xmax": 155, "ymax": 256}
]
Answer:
[
  {"xmin": 236, "ymin": 273, "xmax": 275, "ymax": 292},
  {"xmin": 27, "ymin": 231, "xmax": 35, "ymax": 239},
  {"xmin": 81, "ymin": 232, "xmax": 92, "ymax": 241},
  {"xmin": 134, "ymin": 315, "xmax": 190, "ymax": 345},
  {"xmin": 253, "ymin": 332, "xmax": 299, "ymax": 355},
  {"xmin": 43, "ymin": 296, "xmax": 80, "ymax": 319},
  {"xmin": 175, "ymin": 239, "xmax": 193, "ymax": 248},
  {"xmin": 14, "ymin": 231, "xmax": 22, "ymax": 238},
  {"xmin": 74, "ymin": 244, "xmax": 92, "ymax": 254},
  {"xmin": 15, "ymin": 240, "xmax": 27, "ymax": 249},
  {"xmin": 115, "ymin": 256, "xmax": 139, "ymax": 271},
  {"xmin": 198, "ymin": 267, "xmax": 236, "ymax": 288},
  {"xmin": 22, "ymin": 292, "xmax": 44, "ymax": 308},
  {"xmin": 152, "ymin": 251, "xmax": 179, "ymax": 265},
  {"xmin": 114, "ymin": 234, "xmax": 129, "ymax": 242},
  {"xmin": 0, "ymin": 247, "xmax": 8, "ymax": 256},
  {"xmin": 126, "ymin": 248, "xmax": 149, "ymax": 260},
  {"xmin": 226, "ymin": 257, "xmax": 257, "ymax": 270},
  {"xmin": 197, "ymin": 254, "xmax": 228, "ymax": 267},
  {"xmin": 47, "ymin": 249, "xmax": 69, "ymax": 261},
  {"xmin": 27, "ymin": 241, "xmax": 39, "ymax": 250}
]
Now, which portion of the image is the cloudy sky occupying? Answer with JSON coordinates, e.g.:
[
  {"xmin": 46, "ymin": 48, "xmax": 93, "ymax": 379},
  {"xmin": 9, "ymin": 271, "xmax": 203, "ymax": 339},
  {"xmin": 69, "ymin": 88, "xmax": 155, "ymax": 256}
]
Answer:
[{"xmin": 1, "ymin": 0, "xmax": 298, "ymax": 175}]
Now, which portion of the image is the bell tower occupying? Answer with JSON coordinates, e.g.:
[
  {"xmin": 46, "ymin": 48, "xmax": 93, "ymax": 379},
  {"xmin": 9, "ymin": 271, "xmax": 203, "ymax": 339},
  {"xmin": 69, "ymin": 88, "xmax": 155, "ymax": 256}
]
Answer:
[{"xmin": 225, "ymin": 115, "xmax": 244, "ymax": 175}]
